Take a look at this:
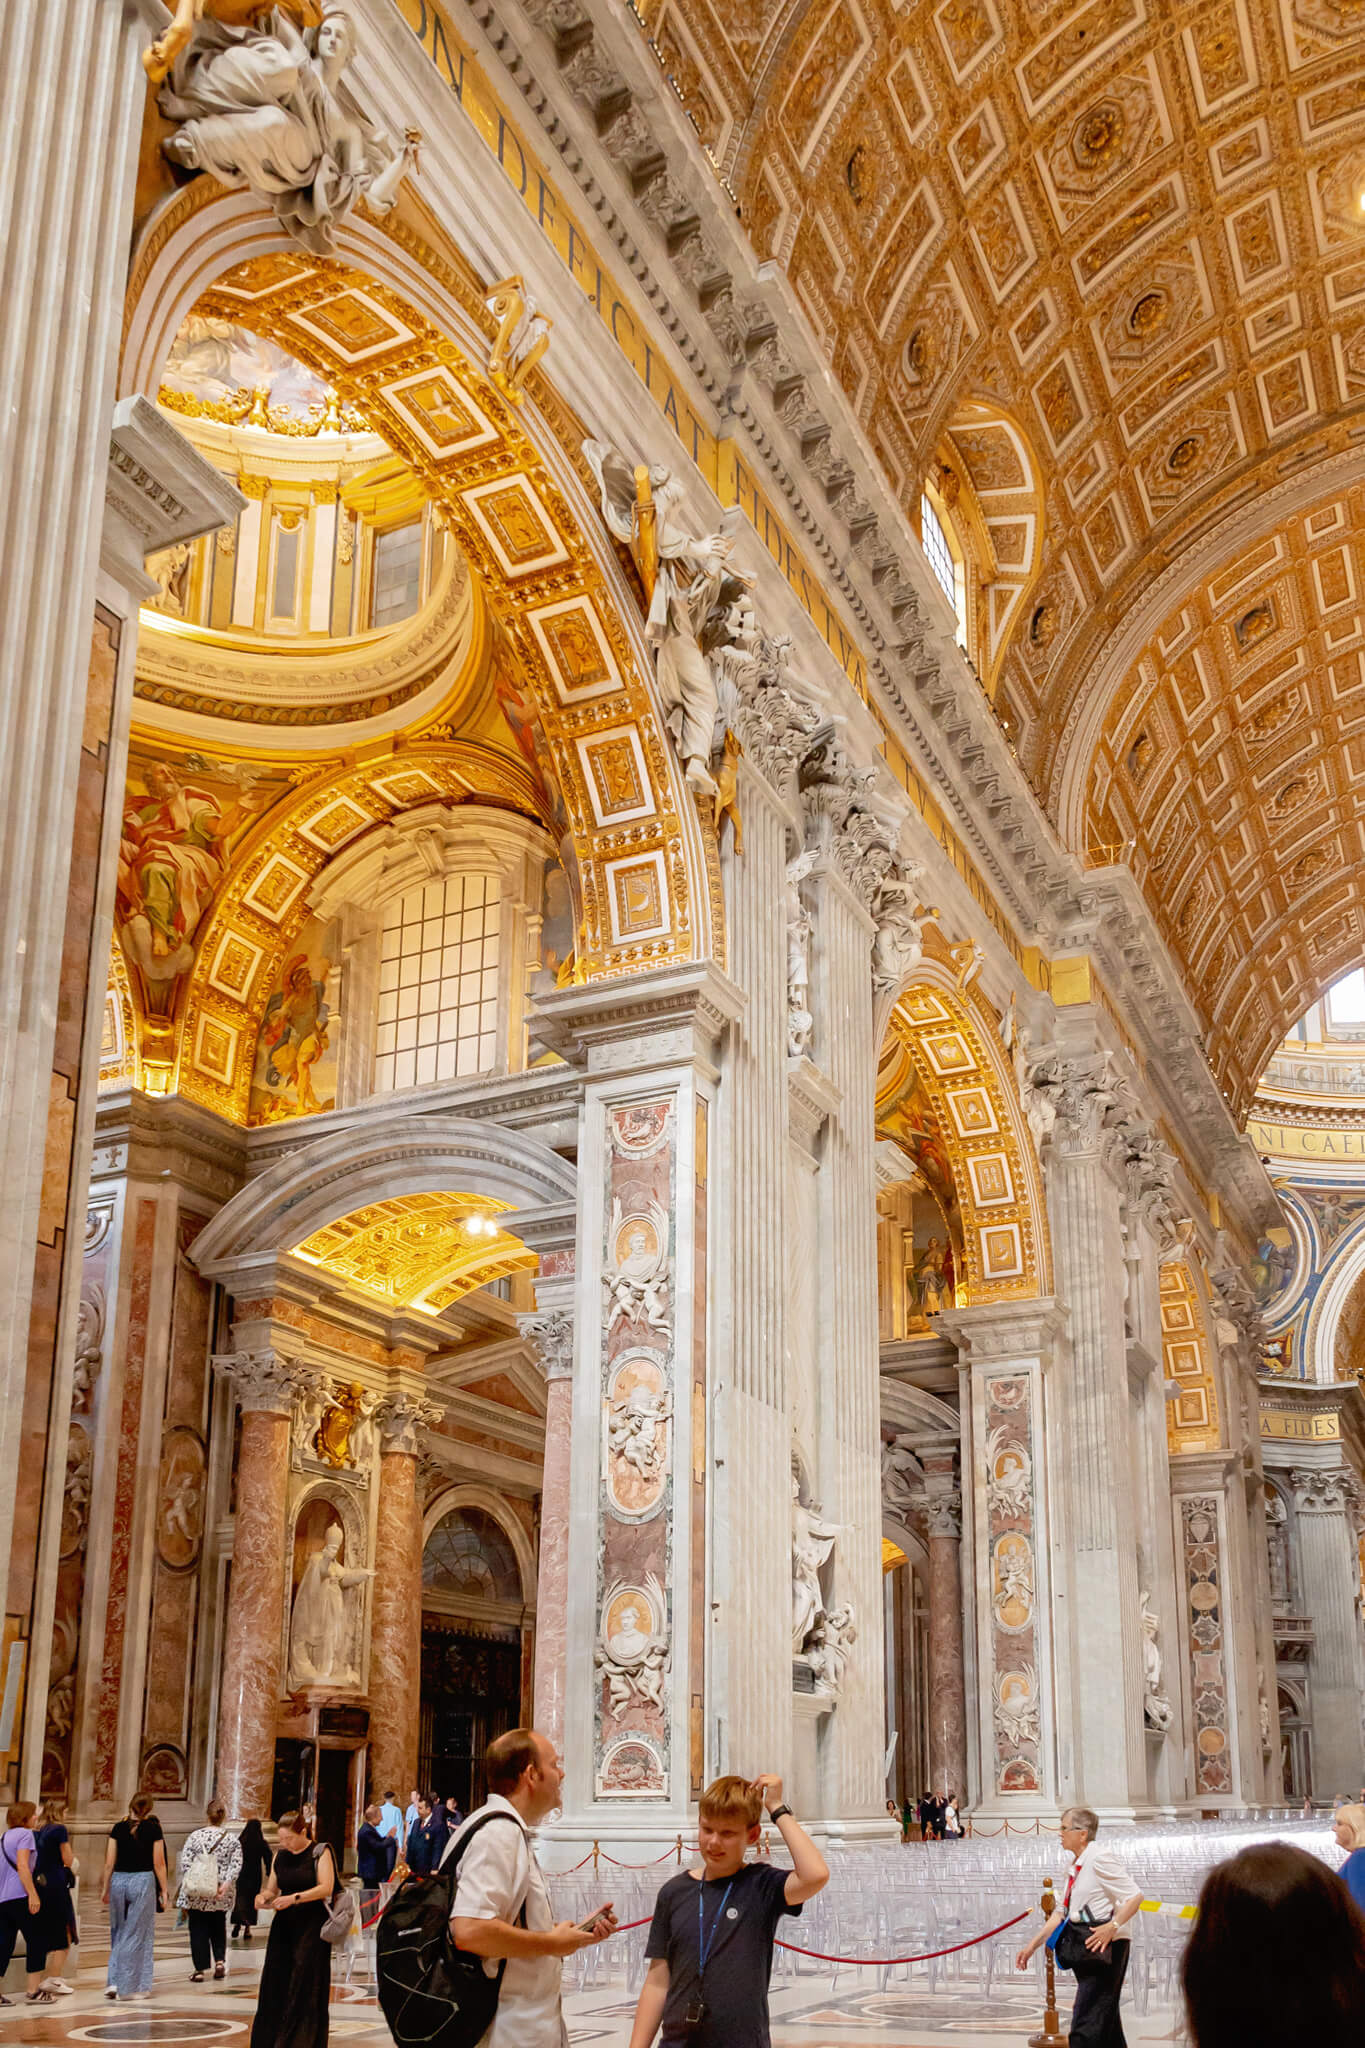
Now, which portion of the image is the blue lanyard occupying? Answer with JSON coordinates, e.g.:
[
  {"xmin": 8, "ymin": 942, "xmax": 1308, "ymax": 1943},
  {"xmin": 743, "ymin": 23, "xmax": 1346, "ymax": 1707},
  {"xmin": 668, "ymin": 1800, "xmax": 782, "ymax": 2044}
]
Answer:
[{"xmin": 697, "ymin": 1879, "xmax": 735, "ymax": 1979}]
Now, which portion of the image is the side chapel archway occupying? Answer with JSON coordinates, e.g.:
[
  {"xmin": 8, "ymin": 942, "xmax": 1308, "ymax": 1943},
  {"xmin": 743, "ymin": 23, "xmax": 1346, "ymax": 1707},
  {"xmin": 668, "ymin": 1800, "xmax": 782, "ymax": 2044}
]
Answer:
[
  {"xmin": 876, "ymin": 950, "xmax": 1051, "ymax": 1306},
  {"xmin": 120, "ymin": 184, "xmax": 722, "ymax": 1055}
]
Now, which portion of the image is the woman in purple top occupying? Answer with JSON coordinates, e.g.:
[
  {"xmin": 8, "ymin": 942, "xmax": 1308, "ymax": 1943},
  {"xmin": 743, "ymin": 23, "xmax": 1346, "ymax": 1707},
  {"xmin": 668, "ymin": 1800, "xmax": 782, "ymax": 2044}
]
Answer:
[{"xmin": 0, "ymin": 1798, "xmax": 53, "ymax": 2005}]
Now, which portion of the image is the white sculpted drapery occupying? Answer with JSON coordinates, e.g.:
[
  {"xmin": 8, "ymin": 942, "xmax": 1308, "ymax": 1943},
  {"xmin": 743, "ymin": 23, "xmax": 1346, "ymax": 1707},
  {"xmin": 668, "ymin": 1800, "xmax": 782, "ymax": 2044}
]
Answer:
[
  {"xmin": 158, "ymin": 8, "xmax": 417, "ymax": 254},
  {"xmin": 288, "ymin": 1521, "xmax": 373, "ymax": 1687}
]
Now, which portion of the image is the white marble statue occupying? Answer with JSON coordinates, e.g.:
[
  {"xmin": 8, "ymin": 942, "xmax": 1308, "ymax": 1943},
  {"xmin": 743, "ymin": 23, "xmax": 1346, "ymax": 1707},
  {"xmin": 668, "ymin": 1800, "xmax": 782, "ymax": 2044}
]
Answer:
[
  {"xmin": 595, "ymin": 1578, "xmax": 669, "ymax": 1719},
  {"xmin": 792, "ymin": 1475, "xmax": 847, "ymax": 1655},
  {"xmin": 288, "ymin": 1520, "xmax": 373, "ymax": 1688},
  {"xmin": 348, "ymin": 1387, "xmax": 381, "ymax": 1469},
  {"xmin": 158, "ymin": 5, "xmax": 420, "ymax": 256},
  {"xmin": 584, "ymin": 439, "xmax": 752, "ymax": 799},
  {"xmin": 806, "ymin": 1602, "xmax": 857, "ymax": 1697},
  {"xmin": 983, "ymin": 1425, "xmax": 1032, "ymax": 1520},
  {"xmin": 291, "ymin": 1377, "xmax": 328, "ymax": 1463},
  {"xmin": 993, "ymin": 1664, "xmax": 1041, "ymax": 1751},
  {"xmin": 1140, "ymin": 1589, "xmax": 1173, "ymax": 1732},
  {"xmin": 881, "ymin": 1437, "xmax": 922, "ymax": 1517},
  {"xmin": 871, "ymin": 867, "xmax": 934, "ymax": 994},
  {"xmin": 785, "ymin": 848, "xmax": 818, "ymax": 1061}
]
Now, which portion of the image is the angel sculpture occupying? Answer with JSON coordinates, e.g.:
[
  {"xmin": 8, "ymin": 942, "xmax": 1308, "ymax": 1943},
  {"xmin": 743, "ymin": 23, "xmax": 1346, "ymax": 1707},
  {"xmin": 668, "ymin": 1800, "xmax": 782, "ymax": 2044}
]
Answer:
[
  {"xmin": 594, "ymin": 1577, "xmax": 670, "ymax": 1720},
  {"xmin": 608, "ymin": 1383, "xmax": 673, "ymax": 1477},
  {"xmin": 485, "ymin": 277, "xmax": 552, "ymax": 403},
  {"xmin": 992, "ymin": 1665, "xmax": 1041, "ymax": 1751},
  {"xmin": 806, "ymin": 1603, "xmax": 857, "ymax": 1697},
  {"xmin": 792, "ymin": 1475, "xmax": 848, "ymax": 1655},
  {"xmin": 785, "ymin": 848, "xmax": 818, "ymax": 1060},
  {"xmin": 871, "ymin": 868, "xmax": 936, "ymax": 994},
  {"xmin": 157, "ymin": 3, "xmax": 420, "ymax": 256},
  {"xmin": 983, "ymin": 1425, "xmax": 1032, "ymax": 1520},
  {"xmin": 605, "ymin": 1199, "xmax": 671, "ymax": 1334},
  {"xmin": 583, "ymin": 439, "xmax": 753, "ymax": 800}
]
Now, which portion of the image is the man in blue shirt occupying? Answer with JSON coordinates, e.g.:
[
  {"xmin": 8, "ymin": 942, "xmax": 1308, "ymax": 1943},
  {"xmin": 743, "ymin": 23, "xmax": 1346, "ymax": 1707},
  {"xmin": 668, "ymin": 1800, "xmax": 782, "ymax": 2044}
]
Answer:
[
  {"xmin": 378, "ymin": 1789, "xmax": 404, "ymax": 1850},
  {"xmin": 403, "ymin": 1786, "xmax": 420, "ymax": 1843}
]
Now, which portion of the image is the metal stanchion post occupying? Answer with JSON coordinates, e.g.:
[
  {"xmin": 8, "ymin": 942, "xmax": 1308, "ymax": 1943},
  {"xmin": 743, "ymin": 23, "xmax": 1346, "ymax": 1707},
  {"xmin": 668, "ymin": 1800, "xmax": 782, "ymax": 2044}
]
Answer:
[
  {"xmin": 592, "ymin": 1840, "xmax": 600, "ymax": 1874},
  {"xmin": 675, "ymin": 1833, "xmax": 683, "ymax": 1865},
  {"xmin": 1028, "ymin": 1875, "xmax": 1067, "ymax": 2047}
]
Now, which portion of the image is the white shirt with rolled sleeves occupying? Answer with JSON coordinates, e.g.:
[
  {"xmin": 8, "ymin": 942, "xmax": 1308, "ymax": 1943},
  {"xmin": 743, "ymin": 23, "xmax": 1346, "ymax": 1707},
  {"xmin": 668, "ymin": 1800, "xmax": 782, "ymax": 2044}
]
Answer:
[
  {"xmin": 1064, "ymin": 1841, "xmax": 1143, "ymax": 1932},
  {"xmin": 443, "ymin": 1794, "xmax": 566, "ymax": 2048}
]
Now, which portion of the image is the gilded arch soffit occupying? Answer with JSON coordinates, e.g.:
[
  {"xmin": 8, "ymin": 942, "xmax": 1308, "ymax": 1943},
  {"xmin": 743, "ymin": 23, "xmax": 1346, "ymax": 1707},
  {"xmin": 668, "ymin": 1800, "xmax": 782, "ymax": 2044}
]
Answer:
[
  {"xmin": 876, "ymin": 956, "xmax": 1050, "ymax": 1303},
  {"xmin": 290, "ymin": 1191, "xmax": 536, "ymax": 1315},
  {"xmin": 1160, "ymin": 1259, "xmax": 1223, "ymax": 1458},
  {"xmin": 642, "ymin": 0, "xmax": 1365, "ymax": 752},
  {"xmin": 1076, "ymin": 470, "xmax": 1365, "ymax": 1120},
  {"xmin": 121, "ymin": 184, "xmax": 723, "ymax": 985}
]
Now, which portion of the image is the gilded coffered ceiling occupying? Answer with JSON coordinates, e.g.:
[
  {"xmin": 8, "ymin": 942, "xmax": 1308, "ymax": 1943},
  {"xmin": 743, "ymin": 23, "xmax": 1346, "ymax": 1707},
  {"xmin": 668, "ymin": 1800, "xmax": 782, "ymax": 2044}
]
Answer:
[
  {"xmin": 292, "ymin": 1191, "xmax": 536, "ymax": 1313},
  {"xmin": 641, "ymin": 0, "xmax": 1365, "ymax": 1106}
]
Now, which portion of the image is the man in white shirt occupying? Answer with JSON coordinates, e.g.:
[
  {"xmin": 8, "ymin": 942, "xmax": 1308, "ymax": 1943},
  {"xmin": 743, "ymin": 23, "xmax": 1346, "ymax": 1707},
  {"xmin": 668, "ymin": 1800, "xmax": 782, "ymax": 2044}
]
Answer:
[
  {"xmin": 1016, "ymin": 1804, "xmax": 1142, "ymax": 2046},
  {"xmin": 446, "ymin": 1728, "xmax": 617, "ymax": 2046}
]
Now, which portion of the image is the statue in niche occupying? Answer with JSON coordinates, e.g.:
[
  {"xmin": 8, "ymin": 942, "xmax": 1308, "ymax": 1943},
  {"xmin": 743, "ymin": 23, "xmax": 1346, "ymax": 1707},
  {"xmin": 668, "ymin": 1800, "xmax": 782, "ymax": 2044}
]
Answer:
[
  {"xmin": 784, "ymin": 849, "xmax": 818, "ymax": 1061},
  {"xmin": 583, "ymin": 439, "xmax": 753, "ymax": 799},
  {"xmin": 605, "ymin": 1201, "xmax": 670, "ymax": 1335},
  {"xmin": 156, "ymin": 4, "xmax": 421, "ymax": 256},
  {"xmin": 595, "ymin": 1578, "xmax": 669, "ymax": 1720},
  {"xmin": 288, "ymin": 1519, "xmax": 372, "ymax": 1689},
  {"xmin": 806, "ymin": 1603, "xmax": 857, "ymax": 1697},
  {"xmin": 1140, "ymin": 1589, "xmax": 1173, "ymax": 1733},
  {"xmin": 792, "ymin": 1474, "xmax": 847, "ymax": 1656}
]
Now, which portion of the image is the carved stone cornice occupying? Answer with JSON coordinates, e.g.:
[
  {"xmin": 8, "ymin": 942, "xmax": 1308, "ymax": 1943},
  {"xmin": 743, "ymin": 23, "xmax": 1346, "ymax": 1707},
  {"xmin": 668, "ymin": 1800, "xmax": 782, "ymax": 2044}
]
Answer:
[
  {"xmin": 212, "ymin": 1347, "xmax": 312, "ymax": 1417},
  {"xmin": 938, "ymin": 1297, "xmax": 1069, "ymax": 1365},
  {"xmin": 528, "ymin": 961, "xmax": 746, "ymax": 1077},
  {"xmin": 105, "ymin": 394, "xmax": 245, "ymax": 596},
  {"xmin": 717, "ymin": 629, "xmax": 822, "ymax": 795},
  {"xmin": 517, "ymin": 1309, "xmax": 574, "ymax": 1384},
  {"xmin": 378, "ymin": 1392, "xmax": 443, "ymax": 1457}
]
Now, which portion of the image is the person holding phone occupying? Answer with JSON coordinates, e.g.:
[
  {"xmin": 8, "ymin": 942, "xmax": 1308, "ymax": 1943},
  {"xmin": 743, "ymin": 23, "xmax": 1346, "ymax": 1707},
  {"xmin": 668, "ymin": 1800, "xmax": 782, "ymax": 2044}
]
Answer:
[{"xmin": 446, "ymin": 1727, "xmax": 616, "ymax": 2046}]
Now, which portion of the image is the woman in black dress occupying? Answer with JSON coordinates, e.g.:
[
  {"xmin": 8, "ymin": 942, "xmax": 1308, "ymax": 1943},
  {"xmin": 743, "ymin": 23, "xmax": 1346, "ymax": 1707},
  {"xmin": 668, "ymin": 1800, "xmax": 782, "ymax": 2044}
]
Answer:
[
  {"xmin": 250, "ymin": 1811, "xmax": 334, "ymax": 2048},
  {"xmin": 232, "ymin": 1818, "xmax": 272, "ymax": 1942},
  {"xmin": 32, "ymin": 1801, "xmax": 76, "ymax": 1994}
]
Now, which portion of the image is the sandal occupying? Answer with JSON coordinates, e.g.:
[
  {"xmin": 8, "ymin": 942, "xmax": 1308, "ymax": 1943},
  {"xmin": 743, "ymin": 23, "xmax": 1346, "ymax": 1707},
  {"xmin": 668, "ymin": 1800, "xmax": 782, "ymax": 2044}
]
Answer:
[
  {"xmin": 26, "ymin": 1990, "xmax": 57, "ymax": 2004},
  {"xmin": 190, "ymin": 1971, "xmax": 204, "ymax": 1982},
  {"xmin": 213, "ymin": 1963, "xmax": 226, "ymax": 1979}
]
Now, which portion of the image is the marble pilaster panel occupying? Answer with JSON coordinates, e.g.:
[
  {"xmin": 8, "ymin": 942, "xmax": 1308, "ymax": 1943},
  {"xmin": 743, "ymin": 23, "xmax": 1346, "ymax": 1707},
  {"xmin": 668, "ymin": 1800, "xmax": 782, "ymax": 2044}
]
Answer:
[
  {"xmin": 1047, "ymin": 1084, "xmax": 1146, "ymax": 1814},
  {"xmin": 534, "ymin": 966, "xmax": 739, "ymax": 1843},
  {"xmin": 921, "ymin": 1457, "xmax": 968, "ymax": 1801},
  {"xmin": 941, "ymin": 1299, "xmax": 1066, "ymax": 1821},
  {"xmin": 1290, "ymin": 1466, "xmax": 1364, "ymax": 1796},
  {"xmin": 519, "ymin": 1307, "xmax": 574, "ymax": 1753},
  {"xmin": 214, "ymin": 1351, "xmax": 307, "ymax": 1820},
  {"xmin": 1174, "ymin": 1491, "xmax": 1235, "ymax": 1799},
  {"xmin": 802, "ymin": 852, "xmax": 888, "ymax": 1833},
  {"xmin": 368, "ymin": 1395, "xmax": 435, "ymax": 1798}
]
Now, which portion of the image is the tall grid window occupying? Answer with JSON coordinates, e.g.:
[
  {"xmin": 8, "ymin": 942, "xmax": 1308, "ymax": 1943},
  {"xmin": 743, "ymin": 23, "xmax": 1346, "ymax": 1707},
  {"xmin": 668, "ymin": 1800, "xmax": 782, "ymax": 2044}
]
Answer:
[
  {"xmin": 920, "ymin": 494, "xmax": 958, "ymax": 609},
  {"xmin": 370, "ymin": 519, "xmax": 423, "ymax": 629},
  {"xmin": 374, "ymin": 875, "xmax": 501, "ymax": 1093}
]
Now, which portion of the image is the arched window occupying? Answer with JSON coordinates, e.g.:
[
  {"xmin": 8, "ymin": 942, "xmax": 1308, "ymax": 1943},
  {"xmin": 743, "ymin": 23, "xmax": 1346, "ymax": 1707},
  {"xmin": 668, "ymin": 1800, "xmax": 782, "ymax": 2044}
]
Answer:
[
  {"xmin": 374, "ymin": 874, "xmax": 502, "ymax": 1092},
  {"xmin": 919, "ymin": 492, "xmax": 967, "ymax": 647},
  {"xmin": 422, "ymin": 1506, "xmax": 522, "ymax": 1603}
]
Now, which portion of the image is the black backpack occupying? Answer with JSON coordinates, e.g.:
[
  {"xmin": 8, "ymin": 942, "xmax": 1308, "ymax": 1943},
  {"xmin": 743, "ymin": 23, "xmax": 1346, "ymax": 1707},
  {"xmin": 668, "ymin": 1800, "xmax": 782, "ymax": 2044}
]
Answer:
[{"xmin": 376, "ymin": 1811, "xmax": 528, "ymax": 2048}]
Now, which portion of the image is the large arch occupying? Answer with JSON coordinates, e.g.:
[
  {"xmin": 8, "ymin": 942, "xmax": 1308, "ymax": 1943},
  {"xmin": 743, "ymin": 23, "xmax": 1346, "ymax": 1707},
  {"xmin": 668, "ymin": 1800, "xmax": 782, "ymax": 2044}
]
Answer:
[
  {"xmin": 120, "ymin": 182, "xmax": 721, "ymax": 987},
  {"xmin": 189, "ymin": 1109, "xmax": 576, "ymax": 1275},
  {"xmin": 876, "ymin": 948, "xmax": 1051, "ymax": 1305}
]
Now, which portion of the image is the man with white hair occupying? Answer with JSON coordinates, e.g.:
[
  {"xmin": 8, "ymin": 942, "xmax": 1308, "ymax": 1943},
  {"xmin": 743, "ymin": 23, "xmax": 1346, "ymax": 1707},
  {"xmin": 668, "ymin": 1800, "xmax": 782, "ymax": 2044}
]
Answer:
[{"xmin": 1016, "ymin": 1805, "xmax": 1142, "ymax": 2045}]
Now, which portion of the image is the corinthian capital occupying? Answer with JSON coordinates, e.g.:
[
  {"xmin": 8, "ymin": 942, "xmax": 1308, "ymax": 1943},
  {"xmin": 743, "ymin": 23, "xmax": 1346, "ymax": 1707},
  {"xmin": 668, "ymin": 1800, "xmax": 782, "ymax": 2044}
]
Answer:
[
  {"xmin": 1291, "ymin": 1466, "xmax": 1352, "ymax": 1514},
  {"xmin": 518, "ymin": 1309, "xmax": 574, "ymax": 1383},
  {"xmin": 212, "ymin": 1348, "xmax": 311, "ymax": 1417},
  {"xmin": 1027, "ymin": 1051, "xmax": 1123, "ymax": 1155},
  {"xmin": 378, "ymin": 1392, "xmax": 441, "ymax": 1458},
  {"xmin": 925, "ymin": 1490, "xmax": 963, "ymax": 1541}
]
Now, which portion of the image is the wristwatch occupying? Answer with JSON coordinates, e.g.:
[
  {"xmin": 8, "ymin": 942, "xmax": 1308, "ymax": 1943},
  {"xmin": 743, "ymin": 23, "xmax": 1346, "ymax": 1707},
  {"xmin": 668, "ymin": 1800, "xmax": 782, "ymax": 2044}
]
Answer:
[{"xmin": 768, "ymin": 1803, "xmax": 793, "ymax": 1823}]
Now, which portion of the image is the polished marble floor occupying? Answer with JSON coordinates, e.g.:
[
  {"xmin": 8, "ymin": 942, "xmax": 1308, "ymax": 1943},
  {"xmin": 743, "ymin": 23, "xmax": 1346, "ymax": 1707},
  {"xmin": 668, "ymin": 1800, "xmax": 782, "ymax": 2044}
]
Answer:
[{"xmin": 0, "ymin": 1916, "xmax": 1183, "ymax": 2048}]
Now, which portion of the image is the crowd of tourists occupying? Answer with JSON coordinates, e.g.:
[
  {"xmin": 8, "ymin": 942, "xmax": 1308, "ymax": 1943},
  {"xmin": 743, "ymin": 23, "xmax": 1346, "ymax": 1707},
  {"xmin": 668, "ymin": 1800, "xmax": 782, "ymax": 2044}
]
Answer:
[{"xmin": 7, "ymin": 1757, "xmax": 1365, "ymax": 2046}]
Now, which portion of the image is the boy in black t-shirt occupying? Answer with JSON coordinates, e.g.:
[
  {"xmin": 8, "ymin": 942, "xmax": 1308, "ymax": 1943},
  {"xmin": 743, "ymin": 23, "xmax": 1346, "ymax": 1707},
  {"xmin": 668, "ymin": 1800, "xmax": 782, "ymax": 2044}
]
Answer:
[{"xmin": 628, "ymin": 1772, "xmax": 829, "ymax": 2048}]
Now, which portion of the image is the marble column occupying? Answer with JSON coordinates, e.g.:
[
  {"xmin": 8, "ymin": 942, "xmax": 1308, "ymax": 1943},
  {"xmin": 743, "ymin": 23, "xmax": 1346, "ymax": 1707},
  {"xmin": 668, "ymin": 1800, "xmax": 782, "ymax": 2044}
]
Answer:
[
  {"xmin": 1046, "ymin": 1065, "xmax": 1146, "ymax": 1814},
  {"xmin": 920, "ymin": 1451, "xmax": 968, "ymax": 1801},
  {"xmin": 1291, "ymin": 1466, "xmax": 1365, "ymax": 1796},
  {"xmin": 369, "ymin": 1395, "xmax": 436, "ymax": 1800},
  {"xmin": 518, "ymin": 1309, "xmax": 574, "ymax": 1752},
  {"xmin": 214, "ymin": 1350, "xmax": 303, "ymax": 1820}
]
